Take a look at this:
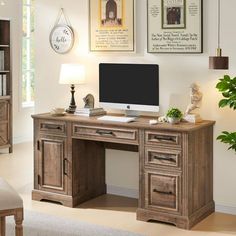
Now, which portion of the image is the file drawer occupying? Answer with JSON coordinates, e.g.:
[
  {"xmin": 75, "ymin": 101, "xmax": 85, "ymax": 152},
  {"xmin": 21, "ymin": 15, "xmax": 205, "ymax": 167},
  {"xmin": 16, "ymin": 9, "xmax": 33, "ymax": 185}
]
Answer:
[{"xmin": 145, "ymin": 171, "xmax": 181, "ymax": 214}]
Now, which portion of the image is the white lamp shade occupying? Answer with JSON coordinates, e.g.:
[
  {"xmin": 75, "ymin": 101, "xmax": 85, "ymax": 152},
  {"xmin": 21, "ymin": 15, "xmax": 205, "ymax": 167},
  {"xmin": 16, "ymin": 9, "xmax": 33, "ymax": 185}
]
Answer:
[{"xmin": 59, "ymin": 64, "xmax": 85, "ymax": 85}]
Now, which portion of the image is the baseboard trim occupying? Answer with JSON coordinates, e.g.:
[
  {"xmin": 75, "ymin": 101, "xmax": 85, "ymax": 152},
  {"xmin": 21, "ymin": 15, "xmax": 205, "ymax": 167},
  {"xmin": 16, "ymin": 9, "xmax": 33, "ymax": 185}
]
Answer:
[
  {"xmin": 106, "ymin": 186, "xmax": 236, "ymax": 216},
  {"xmin": 13, "ymin": 136, "xmax": 32, "ymax": 144},
  {"xmin": 215, "ymin": 204, "xmax": 236, "ymax": 215},
  {"xmin": 107, "ymin": 185, "xmax": 138, "ymax": 199}
]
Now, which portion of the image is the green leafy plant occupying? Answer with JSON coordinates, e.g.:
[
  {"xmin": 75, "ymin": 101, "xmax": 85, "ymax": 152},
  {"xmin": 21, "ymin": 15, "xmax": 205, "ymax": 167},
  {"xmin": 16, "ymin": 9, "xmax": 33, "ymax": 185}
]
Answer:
[
  {"xmin": 166, "ymin": 108, "xmax": 183, "ymax": 119},
  {"xmin": 217, "ymin": 131, "xmax": 236, "ymax": 152},
  {"xmin": 216, "ymin": 75, "xmax": 236, "ymax": 110},
  {"xmin": 216, "ymin": 75, "xmax": 236, "ymax": 152}
]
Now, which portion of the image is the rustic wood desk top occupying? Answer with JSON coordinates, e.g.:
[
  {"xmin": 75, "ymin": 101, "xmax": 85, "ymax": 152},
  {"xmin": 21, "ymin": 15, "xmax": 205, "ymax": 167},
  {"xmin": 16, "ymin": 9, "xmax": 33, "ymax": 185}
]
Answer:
[{"xmin": 32, "ymin": 113, "xmax": 215, "ymax": 132}]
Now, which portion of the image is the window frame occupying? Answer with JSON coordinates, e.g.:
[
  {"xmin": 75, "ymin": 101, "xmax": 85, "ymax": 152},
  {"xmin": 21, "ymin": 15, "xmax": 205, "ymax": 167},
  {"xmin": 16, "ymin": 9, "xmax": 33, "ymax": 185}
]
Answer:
[{"xmin": 21, "ymin": 0, "xmax": 35, "ymax": 108}]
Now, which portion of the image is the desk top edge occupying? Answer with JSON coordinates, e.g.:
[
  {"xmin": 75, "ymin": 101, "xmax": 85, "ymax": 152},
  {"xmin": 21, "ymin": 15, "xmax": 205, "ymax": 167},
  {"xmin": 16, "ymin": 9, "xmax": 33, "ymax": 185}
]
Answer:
[{"xmin": 32, "ymin": 113, "xmax": 215, "ymax": 132}]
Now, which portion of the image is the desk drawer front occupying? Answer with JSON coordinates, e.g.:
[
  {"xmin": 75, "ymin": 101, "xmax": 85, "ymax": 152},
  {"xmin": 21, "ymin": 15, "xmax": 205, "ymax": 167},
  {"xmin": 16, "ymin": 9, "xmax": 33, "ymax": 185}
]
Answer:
[
  {"xmin": 0, "ymin": 101, "xmax": 9, "ymax": 121},
  {"xmin": 145, "ymin": 148, "xmax": 181, "ymax": 169},
  {"xmin": 145, "ymin": 131, "xmax": 181, "ymax": 148},
  {"xmin": 73, "ymin": 124, "xmax": 138, "ymax": 143},
  {"xmin": 0, "ymin": 123, "xmax": 9, "ymax": 145},
  {"xmin": 145, "ymin": 172, "xmax": 181, "ymax": 213},
  {"xmin": 39, "ymin": 120, "xmax": 66, "ymax": 135}
]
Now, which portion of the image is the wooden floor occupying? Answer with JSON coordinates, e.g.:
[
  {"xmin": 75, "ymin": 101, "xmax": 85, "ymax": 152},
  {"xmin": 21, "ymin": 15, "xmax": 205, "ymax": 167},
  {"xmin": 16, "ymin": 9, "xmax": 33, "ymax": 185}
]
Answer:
[{"xmin": 1, "ymin": 142, "xmax": 236, "ymax": 236}]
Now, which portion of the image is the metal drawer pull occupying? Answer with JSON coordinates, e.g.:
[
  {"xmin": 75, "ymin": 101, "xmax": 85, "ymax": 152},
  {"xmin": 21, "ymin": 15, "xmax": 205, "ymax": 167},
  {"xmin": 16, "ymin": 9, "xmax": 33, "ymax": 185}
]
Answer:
[
  {"xmin": 96, "ymin": 130, "xmax": 114, "ymax": 136},
  {"xmin": 153, "ymin": 189, "xmax": 173, "ymax": 195},
  {"xmin": 154, "ymin": 135, "xmax": 176, "ymax": 142},
  {"xmin": 153, "ymin": 156, "xmax": 175, "ymax": 162},
  {"xmin": 43, "ymin": 124, "xmax": 62, "ymax": 130},
  {"xmin": 63, "ymin": 159, "xmax": 68, "ymax": 175}
]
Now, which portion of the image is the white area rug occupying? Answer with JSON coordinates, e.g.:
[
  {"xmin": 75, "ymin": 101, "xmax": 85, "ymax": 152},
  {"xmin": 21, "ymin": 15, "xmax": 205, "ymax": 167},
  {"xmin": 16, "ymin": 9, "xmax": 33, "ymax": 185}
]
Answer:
[{"xmin": 6, "ymin": 210, "xmax": 144, "ymax": 236}]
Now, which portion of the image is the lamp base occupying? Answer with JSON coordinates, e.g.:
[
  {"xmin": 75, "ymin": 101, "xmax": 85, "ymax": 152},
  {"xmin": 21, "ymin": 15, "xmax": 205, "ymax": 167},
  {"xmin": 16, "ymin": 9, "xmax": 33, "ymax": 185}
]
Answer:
[
  {"xmin": 66, "ymin": 84, "xmax": 77, "ymax": 114},
  {"xmin": 66, "ymin": 105, "xmax": 76, "ymax": 114}
]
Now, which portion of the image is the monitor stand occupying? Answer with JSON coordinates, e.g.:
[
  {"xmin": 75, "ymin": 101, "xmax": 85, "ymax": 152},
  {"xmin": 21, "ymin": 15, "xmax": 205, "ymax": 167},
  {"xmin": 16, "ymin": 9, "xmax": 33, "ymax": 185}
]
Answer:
[{"xmin": 125, "ymin": 110, "xmax": 140, "ymax": 117}]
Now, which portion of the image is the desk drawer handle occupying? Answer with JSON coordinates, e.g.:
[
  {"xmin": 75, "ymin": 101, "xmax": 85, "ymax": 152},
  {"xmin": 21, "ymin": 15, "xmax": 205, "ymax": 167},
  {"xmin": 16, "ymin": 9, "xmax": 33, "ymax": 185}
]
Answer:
[
  {"xmin": 96, "ymin": 130, "xmax": 114, "ymax": 136},
  {"xmin": 153, "ymin": 155, "xmax": 175, "ymax": 162},
  {"xmin": 43, "ymin": 124, "xmax": 62, "ymax": 130},
  {"xmin": 153, "ymin": 189, "xmax": 173, "ymax": 195},
  {"xmin": 63, "ymin": 159, "xmax": 68, "ymax": 175},
  {"xmin": 154, "ymin": 135, "xmax": 176, "ymax": 143}
]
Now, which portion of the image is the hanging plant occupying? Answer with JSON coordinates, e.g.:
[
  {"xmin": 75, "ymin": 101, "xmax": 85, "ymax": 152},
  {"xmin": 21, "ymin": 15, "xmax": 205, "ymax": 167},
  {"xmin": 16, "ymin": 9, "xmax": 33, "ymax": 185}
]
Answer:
[{"xmin": 216, "ymin": 75, "xmax": 236, "ymax": 152}]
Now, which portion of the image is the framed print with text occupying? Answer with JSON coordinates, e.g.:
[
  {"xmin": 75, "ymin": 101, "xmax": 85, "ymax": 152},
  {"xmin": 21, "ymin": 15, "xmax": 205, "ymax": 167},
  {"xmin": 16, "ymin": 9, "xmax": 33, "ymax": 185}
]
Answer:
[
  {"xmin": 89, "ymin": 0, "xmax": 135, "ymax": 52},
  {"xmin": 147, "ymin": 0, "xmax": 202, "ymax": 53}
]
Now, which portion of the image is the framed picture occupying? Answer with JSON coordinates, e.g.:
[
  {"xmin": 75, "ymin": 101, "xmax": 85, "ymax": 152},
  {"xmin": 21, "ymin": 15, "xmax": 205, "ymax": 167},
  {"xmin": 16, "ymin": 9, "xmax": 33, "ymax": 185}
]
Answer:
[
  {"xmin": 89, "ymin": 0, "xmax": 135, "ymax": 52},
  {"xmin": 147, "ymin": 0, "xmax": 202, "ymax": 53}
]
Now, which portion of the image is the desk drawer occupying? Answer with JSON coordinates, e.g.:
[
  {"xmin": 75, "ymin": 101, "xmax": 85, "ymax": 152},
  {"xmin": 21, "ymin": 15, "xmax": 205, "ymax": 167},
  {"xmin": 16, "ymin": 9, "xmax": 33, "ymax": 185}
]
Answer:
[
  {"xmin": 145, "ymin": 148, "xmax": 181, "ymax": 170},
  {"xmin": 73, "ymin": 124, "xmax": 138, "ymax": 144},
  {"xmin": 145, "ymin": 130, "xmax": 181, "ymax": 148},
  {"xmin": 145, "ymin": 171, "xmax": 181, "ymax": 214},
  {"xmin": 39, "ymin": 120, "xmax": 66, "ymax": 135}
]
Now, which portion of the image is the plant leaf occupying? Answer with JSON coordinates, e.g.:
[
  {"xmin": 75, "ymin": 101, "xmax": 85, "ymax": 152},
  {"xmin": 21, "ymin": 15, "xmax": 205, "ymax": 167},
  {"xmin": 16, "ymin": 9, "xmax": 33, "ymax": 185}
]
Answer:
[{"xmin": 219, "ymin": 99, "xmax": 229, "ymax": 108}]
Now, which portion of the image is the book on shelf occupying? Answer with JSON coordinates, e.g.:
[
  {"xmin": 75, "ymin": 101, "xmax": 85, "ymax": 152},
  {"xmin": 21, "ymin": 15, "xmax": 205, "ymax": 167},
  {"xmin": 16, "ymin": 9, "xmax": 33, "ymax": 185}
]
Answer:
[
  {"xmin": 0, "ymin": 50, "xmax": 4, "ymax": 71},
  {"xmin": 2, "ymin": 74, "xmax": 7, "ymax": 96},
  {"xmin": 0, "ymin": 75, "xmax": 2, "ymax": 96},
  {"xmin": 0, "ymin": 74, "xmax": 7, "ymax": 96},
  {"xmin": 74, "ymin": 107, "xmax": 106, "ymax": 116}
]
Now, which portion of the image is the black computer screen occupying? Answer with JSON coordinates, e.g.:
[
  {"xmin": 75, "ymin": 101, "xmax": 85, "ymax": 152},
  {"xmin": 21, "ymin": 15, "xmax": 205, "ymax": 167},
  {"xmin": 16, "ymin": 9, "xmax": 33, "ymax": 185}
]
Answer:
[{"xmin": 99, "ymin": 63, "xmax": 159, "ymax": 106}]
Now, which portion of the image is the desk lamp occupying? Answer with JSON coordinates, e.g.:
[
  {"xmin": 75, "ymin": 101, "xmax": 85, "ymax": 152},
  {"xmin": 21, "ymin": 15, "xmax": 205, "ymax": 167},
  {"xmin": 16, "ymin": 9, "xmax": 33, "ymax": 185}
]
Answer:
[{"xmin": 59, "ymin": 64, "xmax": 85, "ymax": 113}]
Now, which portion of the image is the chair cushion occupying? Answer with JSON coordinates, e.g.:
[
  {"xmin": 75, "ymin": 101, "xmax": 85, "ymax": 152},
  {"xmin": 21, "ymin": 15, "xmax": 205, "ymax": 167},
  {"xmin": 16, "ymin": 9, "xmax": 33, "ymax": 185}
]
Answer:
[{"xmin": 0, "ymin": 177, "xmax": 23, "ymax": 211}]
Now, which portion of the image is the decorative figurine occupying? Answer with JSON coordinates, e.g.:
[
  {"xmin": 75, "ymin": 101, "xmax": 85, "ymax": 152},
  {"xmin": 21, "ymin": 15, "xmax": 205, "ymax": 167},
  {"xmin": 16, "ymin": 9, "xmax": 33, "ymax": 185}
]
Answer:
[
  {"xmin": 83, "ymin": 94, "xmax": 95, "ymax": 108},
  {"xmin": 184, "ymin": 83, "xmax": 203, "ymax": 123}
]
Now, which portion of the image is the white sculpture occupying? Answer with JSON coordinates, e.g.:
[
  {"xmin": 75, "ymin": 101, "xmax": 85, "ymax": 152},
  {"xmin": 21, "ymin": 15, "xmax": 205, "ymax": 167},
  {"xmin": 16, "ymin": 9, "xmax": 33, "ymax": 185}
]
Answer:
[{"xmin": 184, "ymin": 83, "xmax": 203, "ymax": 123}]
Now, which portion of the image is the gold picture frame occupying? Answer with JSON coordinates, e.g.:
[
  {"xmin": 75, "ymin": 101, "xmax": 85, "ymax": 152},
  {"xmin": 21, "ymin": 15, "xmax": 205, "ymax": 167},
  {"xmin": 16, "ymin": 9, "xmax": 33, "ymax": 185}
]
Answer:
[{"xmin": 89, "ymin": 0, "xmax": 135, "ymax": 52}]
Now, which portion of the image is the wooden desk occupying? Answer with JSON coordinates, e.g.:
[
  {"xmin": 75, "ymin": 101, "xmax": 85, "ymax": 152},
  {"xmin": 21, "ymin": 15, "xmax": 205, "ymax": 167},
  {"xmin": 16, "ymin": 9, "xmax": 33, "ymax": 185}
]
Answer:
[{"xmin": 32, "ymin": 113, "xmax": 215, "ymax": 229}]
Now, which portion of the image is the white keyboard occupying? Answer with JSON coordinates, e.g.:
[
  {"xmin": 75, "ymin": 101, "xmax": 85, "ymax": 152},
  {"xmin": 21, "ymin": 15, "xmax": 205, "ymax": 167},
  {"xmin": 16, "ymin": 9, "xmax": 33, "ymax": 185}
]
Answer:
[{"xmin": 97, "ymin": 115, "xmax": 136, "ymax": 123}]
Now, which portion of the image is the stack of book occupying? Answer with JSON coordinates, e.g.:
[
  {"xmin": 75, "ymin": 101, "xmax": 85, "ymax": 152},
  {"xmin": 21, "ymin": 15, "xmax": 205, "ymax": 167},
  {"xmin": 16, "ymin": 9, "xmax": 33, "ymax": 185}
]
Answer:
[
  {"xmin": 0, "ymin": 74, "xmax": 7, "ymax": 96},
  {"xmin": 74, "ymin": 108, "xmax": 106, "ymax": 116}
]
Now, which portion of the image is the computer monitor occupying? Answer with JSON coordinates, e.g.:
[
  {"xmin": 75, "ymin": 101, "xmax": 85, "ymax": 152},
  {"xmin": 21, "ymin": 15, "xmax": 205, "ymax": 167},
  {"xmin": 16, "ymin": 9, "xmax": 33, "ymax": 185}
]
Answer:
[{"xmin": 99, "ymin": 63, "xmax": 159, "ymax": 116}]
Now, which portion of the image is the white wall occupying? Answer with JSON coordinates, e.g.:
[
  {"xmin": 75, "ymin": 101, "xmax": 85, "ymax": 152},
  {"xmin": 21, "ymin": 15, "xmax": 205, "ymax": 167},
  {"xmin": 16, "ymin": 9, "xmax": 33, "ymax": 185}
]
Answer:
[
  {"xmin": 0, "ymin": 0, "xmax": 33, "ymax": 143},
  {"xmin": 2, "ymin": 0, "xmax": 236, "ymax": 212}
]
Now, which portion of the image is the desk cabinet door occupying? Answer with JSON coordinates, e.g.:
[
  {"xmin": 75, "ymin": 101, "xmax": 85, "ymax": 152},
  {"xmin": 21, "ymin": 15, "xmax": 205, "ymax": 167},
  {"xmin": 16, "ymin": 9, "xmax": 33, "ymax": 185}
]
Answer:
[
  {"xmin": 37, "ymin": 136, "xmax": 68, "ymax": 194},
  {"xmin": 0, "ymin": 101, "xmax": 9, "ymax": 146}
]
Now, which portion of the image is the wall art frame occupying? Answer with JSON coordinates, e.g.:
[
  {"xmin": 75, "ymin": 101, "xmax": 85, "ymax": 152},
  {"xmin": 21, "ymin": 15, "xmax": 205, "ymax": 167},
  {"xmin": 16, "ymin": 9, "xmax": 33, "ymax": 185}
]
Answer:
[
  {"xmin": 147, "ymin": 0, "xmax": 203, "ymax": 53},
  {"xmin": 49, "ymin": 8, "xmax": 74, "ymax": 54},
  {"xmin": 89, "ymin": 0, "xmax": 135, "ymax": 52}
]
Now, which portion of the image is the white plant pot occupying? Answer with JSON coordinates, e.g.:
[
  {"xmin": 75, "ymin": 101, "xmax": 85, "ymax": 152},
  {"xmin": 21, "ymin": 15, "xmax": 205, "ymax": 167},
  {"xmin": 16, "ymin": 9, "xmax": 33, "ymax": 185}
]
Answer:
[{"xmin": 167, "ymin": 117, "xmax": 181, "ymax": 124}]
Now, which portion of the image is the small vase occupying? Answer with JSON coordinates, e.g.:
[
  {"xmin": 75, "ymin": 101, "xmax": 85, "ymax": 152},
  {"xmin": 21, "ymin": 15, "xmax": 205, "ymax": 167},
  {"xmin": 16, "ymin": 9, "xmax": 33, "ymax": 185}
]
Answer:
[{"xmin": 167, "ymin": 117, "xmax": 181, "ymax": 124}]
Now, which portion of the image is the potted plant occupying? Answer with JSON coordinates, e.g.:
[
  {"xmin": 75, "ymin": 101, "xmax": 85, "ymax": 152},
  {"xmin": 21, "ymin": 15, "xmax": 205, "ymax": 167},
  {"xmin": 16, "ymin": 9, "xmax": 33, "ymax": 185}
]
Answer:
[
  {"xmin": 216, "ymin": 75, "xmax": 236, "ymax": 152},
  {"xmin": 166, "ymin": 107, "xmax": 183, "ymax": 124}
]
